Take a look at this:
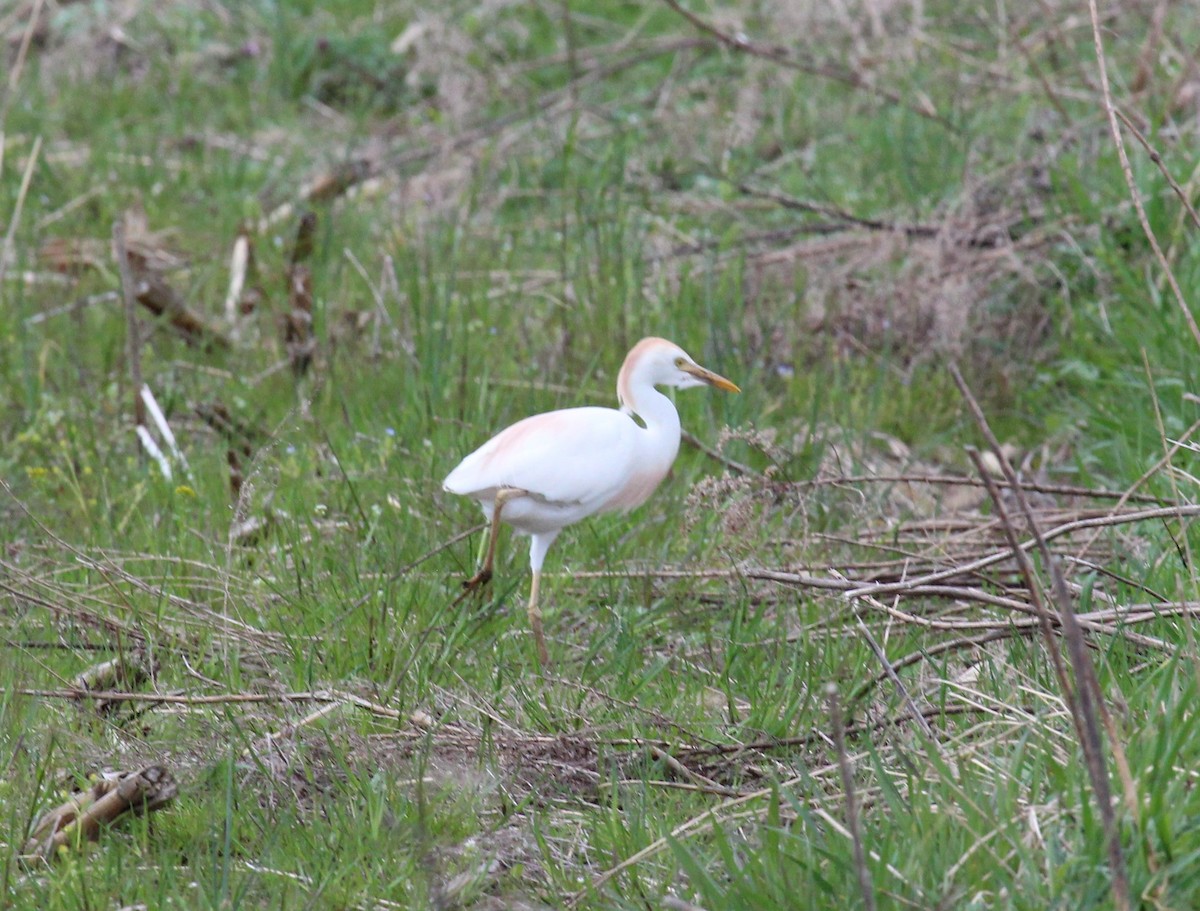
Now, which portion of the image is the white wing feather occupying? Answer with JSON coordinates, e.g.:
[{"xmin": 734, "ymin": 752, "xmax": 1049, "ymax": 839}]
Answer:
[{"xmin": 443, "ymin": 406, "xmax": 641, "ymax": 506}]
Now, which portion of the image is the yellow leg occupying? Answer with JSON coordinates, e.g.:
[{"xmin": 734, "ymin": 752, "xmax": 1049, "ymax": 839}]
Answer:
[
  {"xmin": 527, "ymin": 569, "xmax": 549, "ymax": 667},
  {"xmin": 459, "ymin": 487, "xmax": 523, "ymax": 595}
]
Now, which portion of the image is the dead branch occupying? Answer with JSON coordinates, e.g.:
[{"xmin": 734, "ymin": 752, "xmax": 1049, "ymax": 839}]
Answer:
[
  {"xmin": 22, "ymin": 765, "xmax": 177, "ymax": 862},
  {"xmin": 132, "ymin": 272, "xmax": 231, "ymax": 349},
  {"xmin": 844, "ymin": 503, "xmax": 1200, "ymax": 600}
]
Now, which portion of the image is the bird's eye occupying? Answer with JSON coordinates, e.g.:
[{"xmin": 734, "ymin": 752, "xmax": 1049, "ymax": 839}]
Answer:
[{"xmin": 674, "ymin": 357, "xmax": 685, "ymax": 368}]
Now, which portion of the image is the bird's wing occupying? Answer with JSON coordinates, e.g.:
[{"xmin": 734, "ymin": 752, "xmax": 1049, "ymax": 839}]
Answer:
[{"xmin": 443, "ymin": 407, "xmax": 640, "ymax": 506}]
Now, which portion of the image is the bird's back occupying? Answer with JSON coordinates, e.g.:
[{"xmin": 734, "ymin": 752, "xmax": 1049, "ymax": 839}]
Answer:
[{"xmin": 444, "ymin": 405, "xmax": 672, "ymax": 520}]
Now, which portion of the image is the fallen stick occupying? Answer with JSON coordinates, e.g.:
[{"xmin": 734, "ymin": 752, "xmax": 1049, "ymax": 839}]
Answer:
[{"xmin": 23, "ymin": 765, "xmax": 177, "ymax": 862}]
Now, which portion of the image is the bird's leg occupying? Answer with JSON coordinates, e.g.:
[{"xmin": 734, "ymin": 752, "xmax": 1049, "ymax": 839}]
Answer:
[
  {"xmin": 527, "ymin": 569, "xmax": 549, "ymax": 667},
  {"xmin": 460, "ymin": 487, "xmax": 523, "ymax": 594},
  {"xmin": 525, "ymin": 531, "xmax": 558, "ymax": 667}
]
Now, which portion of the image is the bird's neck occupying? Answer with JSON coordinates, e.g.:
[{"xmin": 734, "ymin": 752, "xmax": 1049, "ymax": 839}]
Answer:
[{"xmin": 628, "ymin": 387, "xmax": 682, "ymax": 461}]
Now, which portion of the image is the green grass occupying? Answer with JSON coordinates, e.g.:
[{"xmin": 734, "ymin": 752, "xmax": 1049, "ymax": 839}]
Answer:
[{"xmin": 4, "ymin": 0, "xmax": 1200, "ymax": 908}]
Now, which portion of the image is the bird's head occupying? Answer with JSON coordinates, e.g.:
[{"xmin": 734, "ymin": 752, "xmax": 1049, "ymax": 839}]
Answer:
[{"xmin": 618, "ymin": 337, "xmax": 740, "ymax": 411}]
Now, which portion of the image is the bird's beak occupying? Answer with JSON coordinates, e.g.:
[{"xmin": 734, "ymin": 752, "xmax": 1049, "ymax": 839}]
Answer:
[{"xmin": 682, "ymin": 362, "xmax": 741, "ymax": 393}]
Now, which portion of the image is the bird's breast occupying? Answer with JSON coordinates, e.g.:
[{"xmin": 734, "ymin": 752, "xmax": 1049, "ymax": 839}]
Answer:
[{"xmin": 599, "ymin": 463, "xmax": 670, "ymax": 513}]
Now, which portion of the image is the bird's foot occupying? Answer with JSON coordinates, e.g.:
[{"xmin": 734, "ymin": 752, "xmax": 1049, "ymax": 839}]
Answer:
[
  {"xmin": 461, "ymin": 567, "xmax": 492, "ymax": 592},
  {"xmin": 452, "ymin": 567, "xmax": 493, "ymax": 606}
]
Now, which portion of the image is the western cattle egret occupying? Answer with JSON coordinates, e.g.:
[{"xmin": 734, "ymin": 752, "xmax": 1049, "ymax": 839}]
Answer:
[{"xmin": 443, "ymin": 337, "xmax": 740, "ymax": 664}]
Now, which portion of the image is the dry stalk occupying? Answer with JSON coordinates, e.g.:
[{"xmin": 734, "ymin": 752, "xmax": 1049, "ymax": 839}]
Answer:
[
  {"xmin": 962, "ymin": 447, "xmax": 1075, "ymax": 702},
  {"xmin": 0, "ymin": 134, "xmax": 41, "ymax": 291},
  {"xmin": 763, "ymin": 568, "xmax": 1174, "ymax": 652},
  {"xmin": 1129, "ymin": 0, "xmax": 1169, "ymax": 94},
  {"xmin": 1113, "ymin": 109, "xmax": 1200, "ymax": 233},
  {"xmin": 223, "ymin": 227, "xmax": 252, "ymax": 325},
  {"xmin": 850, "ymin": 606, "xmax": 934, "ymax": 738},
  {"xmin": 1087, "ymin": 0, "xmax": 1200, "ymax": 352},
  {"xmin": 0, "ymin": 0, "xmax": 44, "ymax": 143},
  {"xmin": 195, "ymin": 402, "xmax": 264, "ymax": 457},
  {"xmin": 827, "ymin": 683, "xmax": 877, "ymax": 911},
  {"xmin": 951, "ymin": 364, "xmax": 1130, "ymax": 911},
  {"xmin": 114, "ymin": 216, "xmax": 146, "ymax": 430}
]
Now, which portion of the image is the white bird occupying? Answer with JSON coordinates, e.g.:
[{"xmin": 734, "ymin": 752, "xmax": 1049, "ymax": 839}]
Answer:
[{"xmin": 443, "ymin": 337, "xmax": 740, "ymax": 665}]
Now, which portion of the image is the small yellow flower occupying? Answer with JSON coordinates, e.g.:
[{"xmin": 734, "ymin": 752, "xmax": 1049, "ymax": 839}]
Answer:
[
  {"xmin": 25, "ymin": 466, "xmax": 48, "ymax": 480},
  {"xmin": 174, "ymin": 485, "xmax": 197, "ymax": 498}
]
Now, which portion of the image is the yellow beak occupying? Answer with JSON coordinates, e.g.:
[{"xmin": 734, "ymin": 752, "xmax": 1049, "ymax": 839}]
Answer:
[{"xmin": 682, "ymin": 362, "xmax": 741, "ymax": 393}]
